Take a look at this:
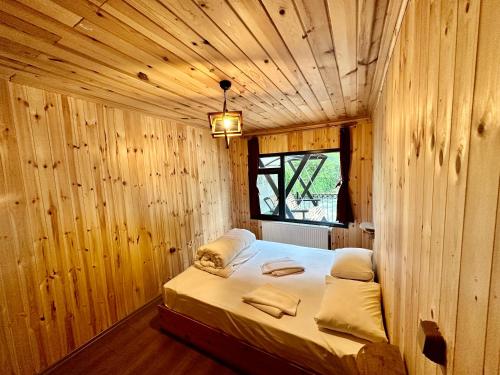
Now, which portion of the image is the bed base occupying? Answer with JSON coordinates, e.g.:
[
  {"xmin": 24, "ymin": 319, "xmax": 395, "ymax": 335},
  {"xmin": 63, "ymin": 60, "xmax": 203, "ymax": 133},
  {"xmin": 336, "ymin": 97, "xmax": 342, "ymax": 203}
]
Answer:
[{"xmin": 157, "ymin": 305, "xmax": 405, "ymax": 375}]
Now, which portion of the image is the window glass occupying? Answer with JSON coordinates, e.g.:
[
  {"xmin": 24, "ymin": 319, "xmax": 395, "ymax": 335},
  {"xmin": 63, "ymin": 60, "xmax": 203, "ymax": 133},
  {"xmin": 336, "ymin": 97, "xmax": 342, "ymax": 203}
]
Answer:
[
  {"xmin": 252, "ymin": 149, "xmax": 342, "ymax": 226},
  {"xmin": 257, "ymin": 174, "xmax": 279, "ymax": 216},
  {"xmin": 258, "ymin": 156, "xmax": 281, "ymax": 169},
  {"xmin": 284, "ymin": 152, "xmax": 340, "ymax": 224}
]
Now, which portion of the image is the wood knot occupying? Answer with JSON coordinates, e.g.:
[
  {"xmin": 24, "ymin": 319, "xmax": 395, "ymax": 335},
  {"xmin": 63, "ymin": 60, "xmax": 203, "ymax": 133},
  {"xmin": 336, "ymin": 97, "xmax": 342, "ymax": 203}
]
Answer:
[
  {"xmin": 279, "ymin": 8, "xmax": 285, "ymax": 15},
  {"xmin": 137, "ymin": 72, "xmax": 148, "ymax": 81},
  {"xmin": 477, "ymin": 121, "xmax": 485, "ymax": 135},
  {"xmin": 169, "ymin": 247, "xmax": 176, "ymax": 253},
  {"xmin": 455, "ymin": 154, "xmax": 461, "ymax": 174},
  {"xmin": 439, "ymin": 149, "xmax": 443, "ymax": 166}
]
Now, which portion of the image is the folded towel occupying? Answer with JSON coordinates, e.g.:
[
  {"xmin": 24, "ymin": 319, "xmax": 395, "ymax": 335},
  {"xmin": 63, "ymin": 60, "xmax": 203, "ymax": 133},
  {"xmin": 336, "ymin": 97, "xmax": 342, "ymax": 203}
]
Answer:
[
  {"xmin": 195, "ymin": 228, "xmax": 256, "ymax": 269},
  {"xmin": 261, "ymin": 257, "xmax": 305, "ymax": 277},
  {"xmin": 246, "ymin": 302, "xmax": 284, "ymax": 318},
  {"xmin": 242, "ymin": 284, "xmax": 301, "ymax": 317},
  {"xmin": 194, "ymin": 246, "xmax": 259, "ymax": 278}
]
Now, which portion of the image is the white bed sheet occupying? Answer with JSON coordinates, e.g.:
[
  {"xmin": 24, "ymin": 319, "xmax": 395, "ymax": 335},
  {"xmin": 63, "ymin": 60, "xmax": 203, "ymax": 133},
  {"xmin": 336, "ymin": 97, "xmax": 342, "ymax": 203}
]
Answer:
[{"xmin": 163, "ymin": 240, "xmax": 368, "ymax": 373}]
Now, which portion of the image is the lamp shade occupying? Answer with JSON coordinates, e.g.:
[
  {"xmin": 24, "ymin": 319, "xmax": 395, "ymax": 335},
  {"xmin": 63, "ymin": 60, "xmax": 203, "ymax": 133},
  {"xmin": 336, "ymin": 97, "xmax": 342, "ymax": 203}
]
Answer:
[
  {"xmin": 208, "ymin": 110, "xmax": 243, "ymax": 138},
  {"xmin": 208, "ymin": 80, "xmax": 243, "ymax": 148}
]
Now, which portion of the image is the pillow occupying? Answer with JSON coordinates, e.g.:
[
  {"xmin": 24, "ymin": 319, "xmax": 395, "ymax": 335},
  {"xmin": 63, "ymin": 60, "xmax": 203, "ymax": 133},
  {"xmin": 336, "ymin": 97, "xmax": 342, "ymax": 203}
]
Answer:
[
  {"xmin": 315, "ymin": 276, "xmax": 387, "ymax": 343},
  {"xmin": 330, "ymin": 247, "xmax": 374, "ymax": 281}
]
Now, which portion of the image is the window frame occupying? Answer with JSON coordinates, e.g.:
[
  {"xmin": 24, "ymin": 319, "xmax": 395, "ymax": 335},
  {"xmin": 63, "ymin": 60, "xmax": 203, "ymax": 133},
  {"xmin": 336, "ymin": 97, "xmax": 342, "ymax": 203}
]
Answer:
[{"xmin": 251, "ymin": 148, "xmax": 348, "ymax": 228}]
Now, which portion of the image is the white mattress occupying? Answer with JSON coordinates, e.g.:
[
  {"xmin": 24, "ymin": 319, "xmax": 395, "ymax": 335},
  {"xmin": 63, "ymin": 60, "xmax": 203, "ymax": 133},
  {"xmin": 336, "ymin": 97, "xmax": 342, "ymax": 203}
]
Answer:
[{"xmin": 163, "ymin": 240, "xmax": 368, "ymax": 373}]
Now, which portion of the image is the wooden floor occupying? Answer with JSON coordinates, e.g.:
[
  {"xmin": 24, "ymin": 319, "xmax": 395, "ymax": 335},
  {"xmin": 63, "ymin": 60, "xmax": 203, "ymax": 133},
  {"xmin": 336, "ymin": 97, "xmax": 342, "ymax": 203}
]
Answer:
[{"xmin": 46, "ymin": 298, "xmax": 236, "ymax": 375}]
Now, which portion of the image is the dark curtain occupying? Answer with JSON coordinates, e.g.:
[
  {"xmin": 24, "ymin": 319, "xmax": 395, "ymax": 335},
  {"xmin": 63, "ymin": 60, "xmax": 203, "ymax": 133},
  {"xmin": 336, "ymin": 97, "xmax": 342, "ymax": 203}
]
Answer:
[
  {"xmin": 336, "ymin": 127, "xmax": 354, "ymax": 224},
  {"xmin": 248, "ymin": 136, "xmax": 260, "ymax": 217}
]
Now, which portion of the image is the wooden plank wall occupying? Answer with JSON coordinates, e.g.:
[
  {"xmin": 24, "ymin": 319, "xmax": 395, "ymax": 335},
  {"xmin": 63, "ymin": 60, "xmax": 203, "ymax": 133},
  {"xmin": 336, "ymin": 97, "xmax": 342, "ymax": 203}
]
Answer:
[
  {"xmin": 0, "ymin": 79, "xmax": 232, "ymax": 374},
  {"xmin": 229, "ymin": 119, "xmax": 373, "ymax": 250},
  {"xmin": 372, "ymin": 0, "xmax": 499, "ymax": 373}
]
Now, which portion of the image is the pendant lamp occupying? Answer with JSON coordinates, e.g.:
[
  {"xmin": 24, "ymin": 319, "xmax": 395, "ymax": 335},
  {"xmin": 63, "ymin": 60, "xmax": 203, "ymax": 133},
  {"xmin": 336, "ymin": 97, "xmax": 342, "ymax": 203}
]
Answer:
[{"xmin": 208, "ymin": 80, "xmax": 243, "ymax": 148}]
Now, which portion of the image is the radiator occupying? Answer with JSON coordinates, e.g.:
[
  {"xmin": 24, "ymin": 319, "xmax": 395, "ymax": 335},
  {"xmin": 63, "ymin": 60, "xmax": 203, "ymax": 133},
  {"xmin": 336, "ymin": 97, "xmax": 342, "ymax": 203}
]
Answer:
[{"xmin": 261, "ymin": 221, "xmax": 331, "ymax": 250}]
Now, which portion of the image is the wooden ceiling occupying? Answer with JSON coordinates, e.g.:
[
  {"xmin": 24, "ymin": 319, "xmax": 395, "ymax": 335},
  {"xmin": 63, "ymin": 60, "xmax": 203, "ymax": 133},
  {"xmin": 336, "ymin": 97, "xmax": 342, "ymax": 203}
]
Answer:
[{"xmin": 0, "ymin": 0, "xmax": 397, "ymax": 131}]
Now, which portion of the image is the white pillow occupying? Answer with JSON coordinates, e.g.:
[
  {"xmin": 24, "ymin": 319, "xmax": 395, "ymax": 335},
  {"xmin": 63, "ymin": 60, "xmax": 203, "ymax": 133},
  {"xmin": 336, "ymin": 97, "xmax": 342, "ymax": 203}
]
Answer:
[
  {"xmin": 315, "ymin": 276, "xmax": 387, "ymax": 343},
  {"xmin": 330, "ymin": 247, "xmax": 374, "ymax": 281}
]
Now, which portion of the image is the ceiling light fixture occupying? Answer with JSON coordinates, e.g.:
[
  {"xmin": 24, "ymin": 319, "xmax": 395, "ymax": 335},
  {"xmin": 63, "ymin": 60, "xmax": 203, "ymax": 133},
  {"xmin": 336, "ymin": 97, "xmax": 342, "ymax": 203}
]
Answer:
[{"xmin": 208, "ymin": 80, "xmax": 243, "ymax": 148}]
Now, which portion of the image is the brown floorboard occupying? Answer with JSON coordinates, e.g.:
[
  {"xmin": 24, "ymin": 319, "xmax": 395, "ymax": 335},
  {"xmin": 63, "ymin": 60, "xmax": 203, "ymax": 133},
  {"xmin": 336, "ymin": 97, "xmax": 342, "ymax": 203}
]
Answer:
[{"xmin": 46, "ymin": 298, "xmax": 238, "ymax": 375}]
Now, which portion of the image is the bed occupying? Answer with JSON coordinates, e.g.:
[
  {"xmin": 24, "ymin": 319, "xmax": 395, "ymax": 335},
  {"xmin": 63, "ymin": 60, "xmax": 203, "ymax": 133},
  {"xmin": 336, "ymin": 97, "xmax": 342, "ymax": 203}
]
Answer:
[{"xmin": 158, "ymin": 240, "xmax": 404, "ymax": 374}]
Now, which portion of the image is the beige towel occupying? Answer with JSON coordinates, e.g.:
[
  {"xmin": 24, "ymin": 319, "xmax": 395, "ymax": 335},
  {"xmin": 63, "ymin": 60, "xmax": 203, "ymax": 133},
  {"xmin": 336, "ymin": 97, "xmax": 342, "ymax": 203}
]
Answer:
[
  {"xmin": 242, "ymin": 284, "xmax": 301, "ymax": 317},
  {"xmin": 261, "ymin": 257, "xmax": 305, "ymax": 277},
  {"xmin": 246, "ymin": 302, "xmax": 284, "ymax": 318}
]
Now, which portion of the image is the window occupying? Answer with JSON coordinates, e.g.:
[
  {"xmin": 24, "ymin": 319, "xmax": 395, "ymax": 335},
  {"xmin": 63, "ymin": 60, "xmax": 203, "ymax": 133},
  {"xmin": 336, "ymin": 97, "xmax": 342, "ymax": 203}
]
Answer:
[{"xmin": 253, "ymin": 149, "xmax": 343, "ymax": 227}]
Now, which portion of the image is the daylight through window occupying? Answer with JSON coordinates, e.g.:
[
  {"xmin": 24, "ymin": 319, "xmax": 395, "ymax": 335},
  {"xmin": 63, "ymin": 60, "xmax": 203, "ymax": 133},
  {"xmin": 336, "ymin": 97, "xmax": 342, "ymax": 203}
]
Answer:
[{"xmin": 254, "ymin": 149, "xmax": 342, "ymax": 226}]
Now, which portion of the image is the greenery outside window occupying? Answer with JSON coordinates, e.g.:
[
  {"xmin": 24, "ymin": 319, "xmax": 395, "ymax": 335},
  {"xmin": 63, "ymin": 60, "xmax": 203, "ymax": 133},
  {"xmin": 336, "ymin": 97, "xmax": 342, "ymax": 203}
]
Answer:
[{"xmin": 253, "ymin": 149, "xmax": 345, "ymax": 227}]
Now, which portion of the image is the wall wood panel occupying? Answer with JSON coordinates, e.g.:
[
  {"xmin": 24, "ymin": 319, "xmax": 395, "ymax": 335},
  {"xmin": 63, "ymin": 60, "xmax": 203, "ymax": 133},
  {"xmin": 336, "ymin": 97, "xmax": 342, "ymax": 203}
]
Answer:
[
  {"xmin": 229, "ymin": 119, "xmax": 373, "ymax": 250},
  {"xmin": 0, "ymin": 79, "xmax": 232, "ymax": 374},
  {"xmin": 372, "ymin": 0, "xmax": 499, "ymax": 373}
]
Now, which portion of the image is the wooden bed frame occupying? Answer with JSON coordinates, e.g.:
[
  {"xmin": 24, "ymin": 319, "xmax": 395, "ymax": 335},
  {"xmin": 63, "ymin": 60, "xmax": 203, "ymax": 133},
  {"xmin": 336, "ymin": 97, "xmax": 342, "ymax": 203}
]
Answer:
[{"xmin": 157, "ymin": 304, "xmax": 406, "ymax": 375}]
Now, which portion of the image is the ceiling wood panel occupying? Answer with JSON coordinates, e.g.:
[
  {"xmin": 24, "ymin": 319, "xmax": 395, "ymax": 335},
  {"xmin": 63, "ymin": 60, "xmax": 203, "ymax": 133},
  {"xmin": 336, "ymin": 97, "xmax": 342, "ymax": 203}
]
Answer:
[
  {"xmin": 108, "ymin": 0, "xmax": 297, "ymax": 124},
  {"xmin": 293, "ymin": 0, "xmax": 345, "ymax": 115},
  {"xmin": 0, "ymin": 0, "xmax": 390, "ymax": 130},
  {"xmin": 102, "ymin": 0, "xmax": 283, "ymax": 119},
  {"xmin": 261, "ymin": 0, "xmax": 337, "ymax": 119},
  {"xmin": 224, "ymin": 0, "xmax": 325, "ymax": 119},
  {"xmin": 327, "ymin": 0, "xmax": 358, "ymax": 116}
]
